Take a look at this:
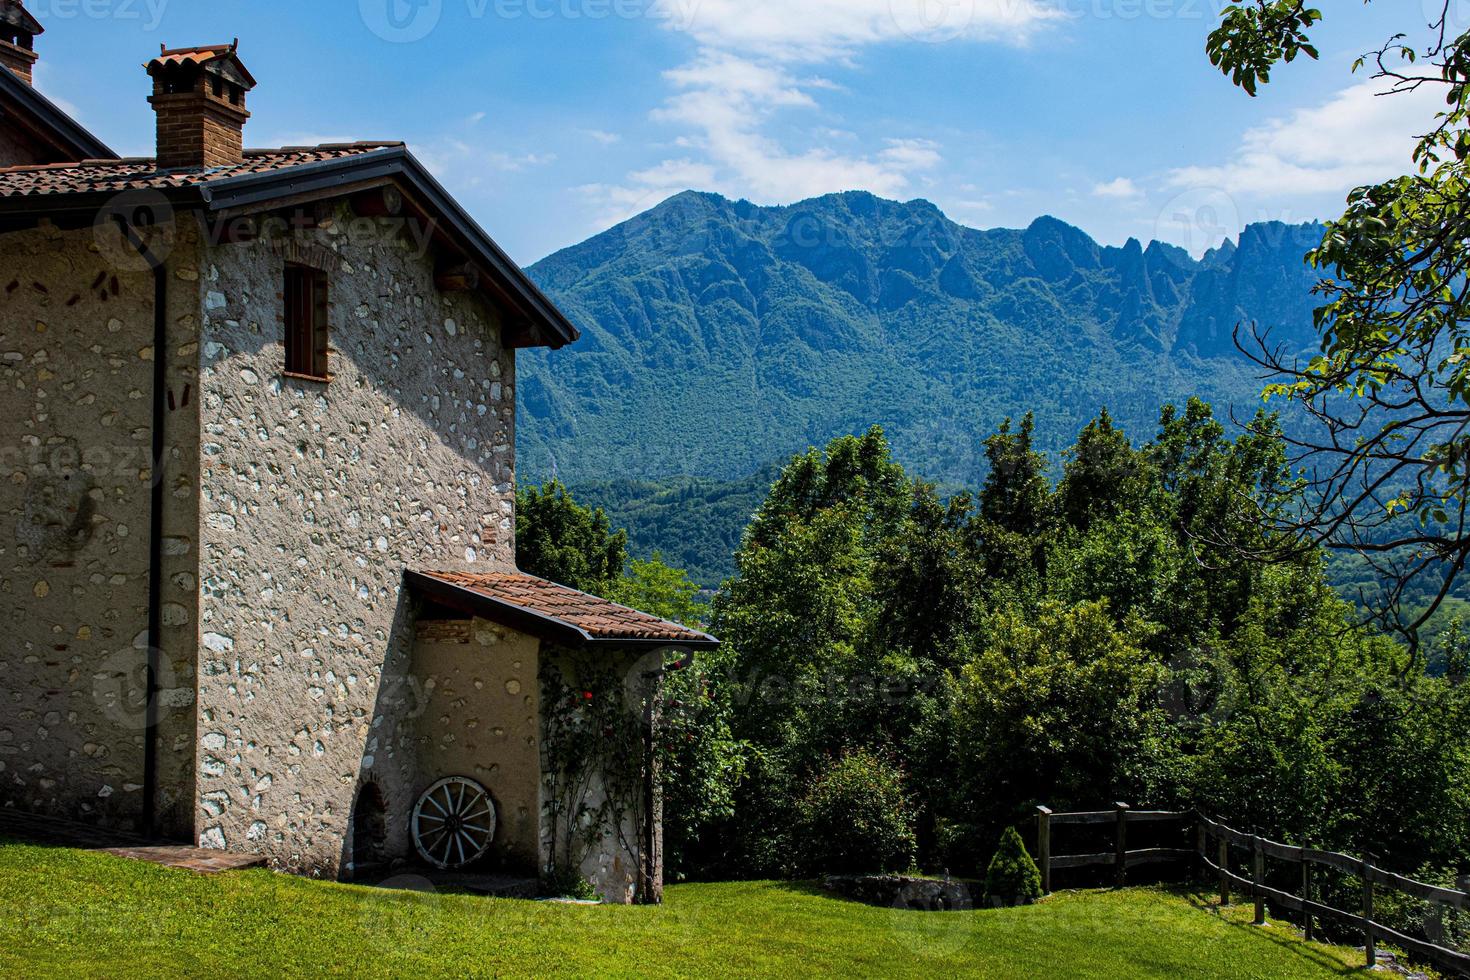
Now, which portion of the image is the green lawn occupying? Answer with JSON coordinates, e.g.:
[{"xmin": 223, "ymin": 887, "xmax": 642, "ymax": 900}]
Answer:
[{"xmin": 0, "ymin": 839, "xmax": 1365, "ymax": 978}]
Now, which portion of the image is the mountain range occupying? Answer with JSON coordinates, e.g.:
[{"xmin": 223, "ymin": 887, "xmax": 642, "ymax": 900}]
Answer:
[{"xmin": 517, "ymin": 190, "xmax": 1330, "ymax": 584}]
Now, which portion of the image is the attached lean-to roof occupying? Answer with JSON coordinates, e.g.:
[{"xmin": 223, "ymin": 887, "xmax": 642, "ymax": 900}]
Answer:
[
  {"xmin": 0, "ymin": 63, "xmax": 115, "ymax": 162},
  {"xmin": 406, "ymin": 570, "xmax": 720, "ymax": 651},
  {"xmin": 0, "ymin": 142, "xmax": 579, "ymax": 348}
]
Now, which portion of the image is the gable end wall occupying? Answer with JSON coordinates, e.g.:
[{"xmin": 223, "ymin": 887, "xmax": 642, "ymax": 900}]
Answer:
[{"xmin": 193, "ymin": 203, "xmax": 517, "ymax": 874}]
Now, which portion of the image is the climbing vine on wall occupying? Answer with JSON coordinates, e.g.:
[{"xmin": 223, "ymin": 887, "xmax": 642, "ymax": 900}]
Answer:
[{"xmin": 540, "ymin": 651, "xmax": 653, "ymax": 895}]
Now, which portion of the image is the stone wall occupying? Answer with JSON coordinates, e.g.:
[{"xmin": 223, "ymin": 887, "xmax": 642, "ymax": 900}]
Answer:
[
  {"xmin": 403, "ymin": 616, "xmax": 540, "ymax": 875},
  {"xmin": 0, "ymin": 215, "xmax": 202, "ymax": 837},
  {"xmin": 192, "ymin": 204, "xmax": 518, "ymax": 874}
]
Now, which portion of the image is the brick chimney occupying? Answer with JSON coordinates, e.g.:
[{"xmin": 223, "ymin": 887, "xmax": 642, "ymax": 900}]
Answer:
[
  {"xmin": 0, "ymin": 0, "xmax": 42, "ymax": 86},
  {"xmin": 146, "ymin": 40, "xmax": 256, "ymax": 171}
]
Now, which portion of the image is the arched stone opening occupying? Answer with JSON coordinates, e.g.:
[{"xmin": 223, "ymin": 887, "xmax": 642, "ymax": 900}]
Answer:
[{"xmin": 350, "ymin": 782, "xmax": 388, "ymax": 880}]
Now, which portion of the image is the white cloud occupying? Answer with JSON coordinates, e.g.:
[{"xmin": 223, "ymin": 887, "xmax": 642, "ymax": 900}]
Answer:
[
  {"xmin": 655, "ymin": 0, "xmax": 1060, "ymax": 61},
  {"xmin": 584, "ymin": 129, "xmax": 622, "ymax": 146},
  {"xmin": 579, "ymin": 0, "xmax": 1057, "ymax": 232},
  {"xmin": 583, "ymin": 51, "xmax": 946, "ymax": 225},
  {"xmin": 1092, "ymin": 177, "xmax": 1141, "ymax": 200},
  {"xmin": 1168, "ymin": 79, "xmax": 1442, "ymax": 197},
  {"xmin": 947, "ymin": 198, "xmax": 995, "ymax": 224},
  {"xmin": 415, "ymin": 136, "xmax": 556, "ymax": 190}
]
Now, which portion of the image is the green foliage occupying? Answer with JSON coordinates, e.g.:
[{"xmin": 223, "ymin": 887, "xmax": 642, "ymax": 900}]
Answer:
[
  {"xmin": 608, "ymin": 554, "xmax": 709, "ymax": 628},
  {"xmin": 516, "ymin": 481, "xmax": 627, "ymax": 595},
  {"xmin": 949, "ymin": 602, "xmax": 1167, "ymax": 837},
  {"xmin": 539, "ymin": 866, "xmax": 599, "ymax": 902},
  {"xmin": 701, "ymin": 404, "xmax": 1470, "ymax": 890},
  {"xmin": 980, "ymin": 414, "xmax": 1051, "ymax": 538},
  {"xmin": 1055, "ymin": 409, "xmax": 1152, "ymax": 533},
  {"xmin": 983, "ymin": 827, "xmax": 1043, "ymax": 907},
  {"xmin": 572, "ymin": 468, "xmax": 776, "ymax": 590},
  {"xmin": 1206, "ymin": 4, "xmax": 1470, "ymax": 635},
  {"xmin": 657, "ymin": 659, "xmax": 748, "ymax": 880},
  {"xmin": 1206, "ymin": 1, "xmax": 1320, "ymax": 96},
  {"xmin": 794, "ymin": 749, "xmax": 918, "ymax": 875}
]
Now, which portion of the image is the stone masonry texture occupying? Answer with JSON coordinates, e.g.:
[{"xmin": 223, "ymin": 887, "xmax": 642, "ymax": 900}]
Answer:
[
  {"xmin": 0, "ymin": 215, "xmax": 203, "ymax": 839},
  {"xmin": 192, "ymin": 204, "xmax": 517, "ymax": 876}
]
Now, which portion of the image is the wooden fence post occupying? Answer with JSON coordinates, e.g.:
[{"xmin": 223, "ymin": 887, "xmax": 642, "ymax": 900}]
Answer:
[
  {"xmin": 1362, "ymin": 855, "xmax": 1377, "ymax": 969},
  {"xmin": 1252, "ymin": 834, "xmax": 1265, "ymax": 926},
  {"xmin": 1114, "ymin": 803, "xmax": 1130, "ymax": 889},
  {"xmin": 1218, "ymin": 835, "xmax": 1230, "ymax": 907},
  {"xmin": 1036, "ymin": 806, "xmax": 1052, "ymax": 896},
  {"xmin": 1194, "ymin": 815, "xmax": 1207, "ymax": 881},
  {"xmin": 1301, "ymin": 859, "xmax": 1314, "ymax": 942},
  {"xmin": 1427, "ymin": 899, "xmax": 1444, "ymax": 945}
]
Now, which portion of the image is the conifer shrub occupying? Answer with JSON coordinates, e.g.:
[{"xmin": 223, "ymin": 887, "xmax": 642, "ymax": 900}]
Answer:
[{"xmin": 984, "ymin": 826, "xmax": 1043, "ymax": 907}]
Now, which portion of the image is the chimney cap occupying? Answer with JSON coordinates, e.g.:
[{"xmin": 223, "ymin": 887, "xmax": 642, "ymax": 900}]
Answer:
[
  {"xmin": 147, "ymin": 38, "xmax": 255, "ymax": 89},
  {"xmin": 0, "ymin": 1, "xmax": 44, "ymax": 38}
]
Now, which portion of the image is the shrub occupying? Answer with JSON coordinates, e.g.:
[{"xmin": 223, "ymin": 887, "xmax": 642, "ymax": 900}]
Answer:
[
  {"xmin": 984, "ymin": 826, "xmax": 1043, "ymax": 907},
  {"xmin": 795, "ymin": 749, "xmax": 917, "ymax": 875}
]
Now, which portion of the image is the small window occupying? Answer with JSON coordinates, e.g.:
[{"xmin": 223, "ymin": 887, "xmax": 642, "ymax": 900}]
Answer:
[{"xmin": 284, "ymin": 263, "xmax": 329, "ymax": 380}]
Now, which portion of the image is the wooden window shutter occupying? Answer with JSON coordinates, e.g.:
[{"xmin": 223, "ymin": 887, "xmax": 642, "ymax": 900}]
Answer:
[
  {"xmin": 311, "ymin": 270, "xmax": 329, "ymax": 379},
  {"xmin": 284, "ymin": 262, "xmax": 330, "ymax": 381}
]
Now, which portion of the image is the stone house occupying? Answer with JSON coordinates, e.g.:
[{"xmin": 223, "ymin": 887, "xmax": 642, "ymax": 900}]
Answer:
[{"xmin": 0, "ymin": 5, "xmax": 715, "ymax": 904}]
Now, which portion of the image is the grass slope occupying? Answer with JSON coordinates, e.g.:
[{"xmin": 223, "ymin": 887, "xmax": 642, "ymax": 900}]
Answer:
[{"xmin": 0, "ymin": 840, "xmax": 1362, "ymax": 978}]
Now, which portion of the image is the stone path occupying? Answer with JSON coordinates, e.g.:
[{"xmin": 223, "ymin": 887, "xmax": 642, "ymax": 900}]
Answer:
[{"xmin": 0, "ymin": 807, "xmax": 264, "ymax": 874}]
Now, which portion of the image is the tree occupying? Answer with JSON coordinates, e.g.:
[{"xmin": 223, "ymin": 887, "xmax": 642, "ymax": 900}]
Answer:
[
  {"xmin": 610, "ymin": 553, "xmax": 708, "ymax": 628},
  {"xmin": 869, "ymin": 483, "xmax": 982, "ymax": 672},
  {"xmin": 980, "ymin": 413, "xmax": 1051, "ymax": 537},
  {"xmin": 516, "ymin": 481, "xmax": 627, "ymax": 595},
  {"xmin": 1054, "ymin": 409, "xmax": 1152, "ymax": 533},
  {"xmin": 1208, "ymin": 2, "xmax": 1470, "ymax": 651},
  {"xmin": 794, "ymin": 748, "xmax": 918, "ymax": 875},
  {"xmin": 948, "ymin": 601, "xmax": 1167, "ymax": 841}
]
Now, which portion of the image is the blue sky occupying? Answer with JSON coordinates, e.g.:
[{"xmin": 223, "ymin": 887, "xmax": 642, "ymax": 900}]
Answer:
[{"xmin": 24, "ymin": 0, "xmax": 1445, "ymax": 263}]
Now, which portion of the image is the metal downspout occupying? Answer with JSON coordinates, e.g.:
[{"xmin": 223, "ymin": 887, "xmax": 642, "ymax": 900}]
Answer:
[{"xmin": 115, "ymin": 216, "xmax": 167, "ymax": 839}]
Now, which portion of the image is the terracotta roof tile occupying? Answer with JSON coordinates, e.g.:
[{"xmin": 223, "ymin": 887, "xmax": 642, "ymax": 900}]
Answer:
[
  {"xmin": 415, "ymin": 571, "xmax": 718, "ymax": 647},
  {"xmin": 147, "ymin": 41, "xmax": 257, "ymax": 86},
  {"xmin": 0, "ymin": 142, "xmax": 403, "ymax": 198}
]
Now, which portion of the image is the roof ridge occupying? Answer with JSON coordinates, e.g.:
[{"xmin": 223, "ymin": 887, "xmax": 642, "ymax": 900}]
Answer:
[{"xmin": 0, "ymin": 144, "xmax": 398, "ymax": 176}]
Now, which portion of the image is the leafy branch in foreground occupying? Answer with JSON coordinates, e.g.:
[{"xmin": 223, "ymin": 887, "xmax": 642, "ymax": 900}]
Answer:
[{"xmin": 1212, "ymin": 1, "xmax": 1470, "ymax": 652}]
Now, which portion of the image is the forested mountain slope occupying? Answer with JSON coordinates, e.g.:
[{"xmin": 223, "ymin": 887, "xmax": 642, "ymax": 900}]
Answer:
[{"xmin": 520, "ymin": 190, "xmax": 1326, "ymax": 489}]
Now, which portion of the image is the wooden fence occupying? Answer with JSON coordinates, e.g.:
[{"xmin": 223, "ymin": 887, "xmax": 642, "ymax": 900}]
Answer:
[{"xmin": 1036, "ymin": 804, "xmax": 1470, "ymax": 977}]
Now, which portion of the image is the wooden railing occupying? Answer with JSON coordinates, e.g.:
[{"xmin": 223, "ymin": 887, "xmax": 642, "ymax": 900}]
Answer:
[{"xmin": 1036, "ymin": 804, "xmax": 1470, "ymax": 977}]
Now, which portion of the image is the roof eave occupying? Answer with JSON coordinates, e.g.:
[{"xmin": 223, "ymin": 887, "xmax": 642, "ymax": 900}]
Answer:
[
  {"xmin": 0, "ymin": 145, "xmax": 581, "ymax": 349},
  {"xmin": 200, "ymin": 146, "xmax": 579, "ymax": 349},
  {"xmin": 404, "ymin": 570, "xmax": 720, "ymax": 652}
]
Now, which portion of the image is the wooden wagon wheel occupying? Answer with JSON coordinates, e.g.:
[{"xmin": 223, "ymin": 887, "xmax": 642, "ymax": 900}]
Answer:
[{"xmin": 411, "ymin": 776, "xmax": 496, "ymax": 870}]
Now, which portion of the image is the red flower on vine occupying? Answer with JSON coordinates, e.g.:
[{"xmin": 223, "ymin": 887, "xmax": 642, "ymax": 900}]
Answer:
[{"xmin": 582, "ymin": 691, "xmax": 594, "ymax": 701}]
